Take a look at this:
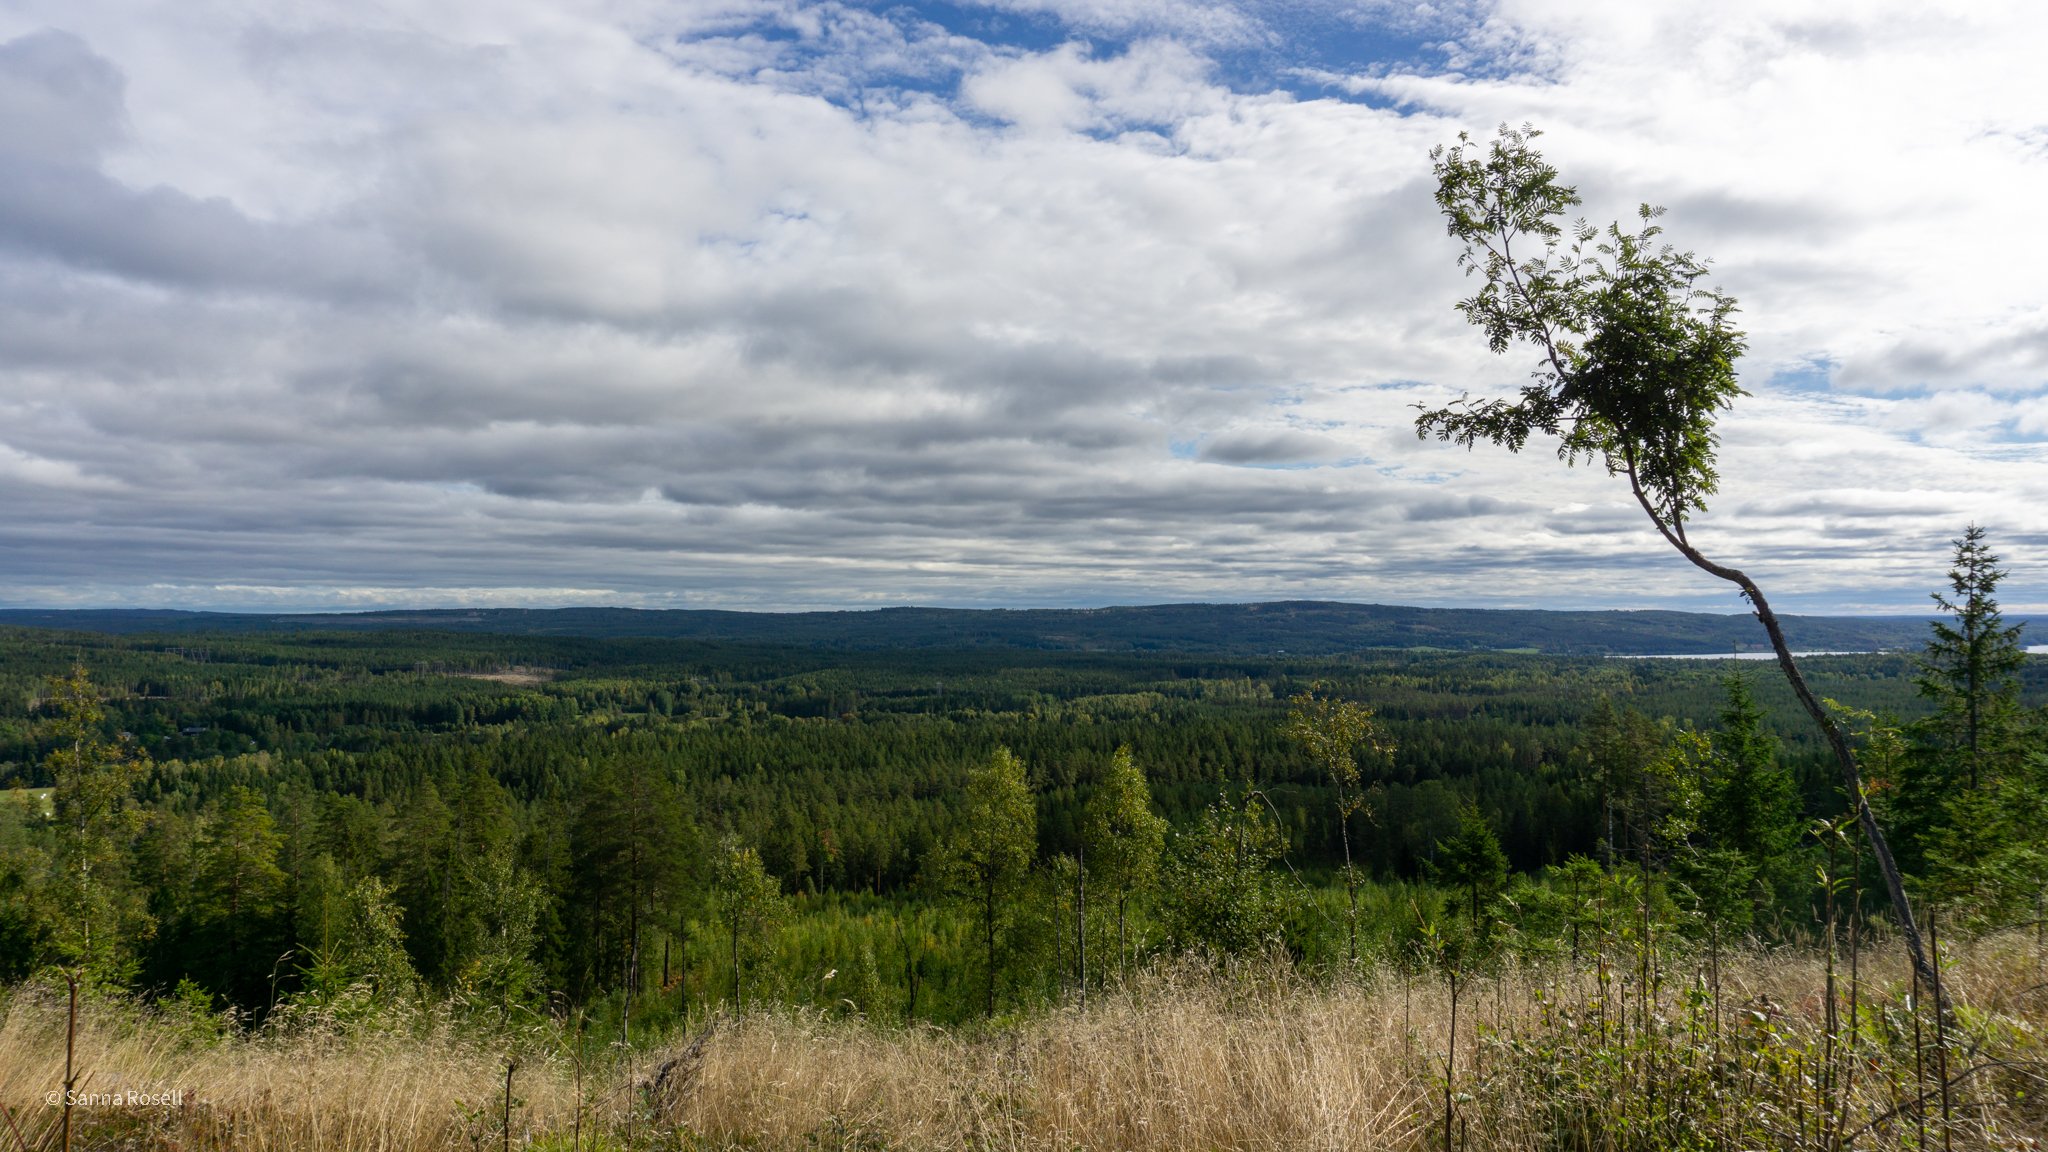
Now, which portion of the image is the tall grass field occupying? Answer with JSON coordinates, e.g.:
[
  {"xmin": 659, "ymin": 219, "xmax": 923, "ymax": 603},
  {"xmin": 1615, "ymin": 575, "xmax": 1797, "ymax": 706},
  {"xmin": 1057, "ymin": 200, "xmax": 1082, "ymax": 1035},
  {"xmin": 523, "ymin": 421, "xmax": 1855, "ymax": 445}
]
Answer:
[{"xmin": 7, "ymin": 929, "xmax": 2043, "ymax": 1150}]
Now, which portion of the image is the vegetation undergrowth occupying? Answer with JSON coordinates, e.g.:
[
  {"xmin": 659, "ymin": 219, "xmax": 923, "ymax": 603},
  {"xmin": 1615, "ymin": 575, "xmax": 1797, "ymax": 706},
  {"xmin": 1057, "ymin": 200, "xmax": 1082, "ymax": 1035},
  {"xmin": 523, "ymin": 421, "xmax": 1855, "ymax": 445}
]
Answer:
[{"xmin": 6, "ymin": 929, "xmax": 2045, "ymax": 1150}]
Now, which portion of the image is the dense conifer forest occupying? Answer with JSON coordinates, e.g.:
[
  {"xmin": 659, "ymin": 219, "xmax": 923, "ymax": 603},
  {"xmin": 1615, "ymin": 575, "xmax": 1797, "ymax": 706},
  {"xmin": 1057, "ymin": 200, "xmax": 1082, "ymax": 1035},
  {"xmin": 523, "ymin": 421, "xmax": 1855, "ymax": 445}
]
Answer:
[{"xmin": 1, "ymin": 606, "xmax": 2041, "ymax": 1025}]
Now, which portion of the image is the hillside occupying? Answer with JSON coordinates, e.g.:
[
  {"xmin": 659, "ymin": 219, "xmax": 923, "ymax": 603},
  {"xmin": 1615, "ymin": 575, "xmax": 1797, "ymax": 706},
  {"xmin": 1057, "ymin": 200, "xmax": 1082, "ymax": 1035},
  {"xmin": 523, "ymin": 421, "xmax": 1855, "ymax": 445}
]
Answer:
[{"xmin": 0, "ymin": 600, "xmax": 1959, "ymax": 655}]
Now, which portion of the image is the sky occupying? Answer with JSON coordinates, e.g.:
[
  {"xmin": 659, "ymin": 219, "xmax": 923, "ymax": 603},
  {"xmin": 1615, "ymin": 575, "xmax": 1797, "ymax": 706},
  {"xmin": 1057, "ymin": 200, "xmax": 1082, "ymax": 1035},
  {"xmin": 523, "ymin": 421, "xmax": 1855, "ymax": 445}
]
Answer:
[{"xmin": 0, "ymin": 0, "xmax": 2044, "ymax": 615}]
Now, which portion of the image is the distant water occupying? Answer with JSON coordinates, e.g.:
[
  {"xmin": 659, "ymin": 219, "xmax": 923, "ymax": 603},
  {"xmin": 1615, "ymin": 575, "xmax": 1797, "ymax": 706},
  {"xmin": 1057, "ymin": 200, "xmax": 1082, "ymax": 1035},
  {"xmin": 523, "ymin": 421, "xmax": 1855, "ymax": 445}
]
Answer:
[
  {"xmin": 1626, "ymin": 645, "xmax": 2048, "ymax": 659},
  {"xmin": 1614, "ymin": 651, "xmax": 1872, "ymax": 660}
]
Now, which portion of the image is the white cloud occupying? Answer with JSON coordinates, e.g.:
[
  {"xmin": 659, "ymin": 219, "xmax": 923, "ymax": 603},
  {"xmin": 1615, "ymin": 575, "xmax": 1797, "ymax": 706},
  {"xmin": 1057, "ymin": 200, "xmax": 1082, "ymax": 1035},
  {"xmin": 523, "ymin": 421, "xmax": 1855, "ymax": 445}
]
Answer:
[{"xmin": 0, "ymin": 0, "xmax": 2040, "ymax": 614}]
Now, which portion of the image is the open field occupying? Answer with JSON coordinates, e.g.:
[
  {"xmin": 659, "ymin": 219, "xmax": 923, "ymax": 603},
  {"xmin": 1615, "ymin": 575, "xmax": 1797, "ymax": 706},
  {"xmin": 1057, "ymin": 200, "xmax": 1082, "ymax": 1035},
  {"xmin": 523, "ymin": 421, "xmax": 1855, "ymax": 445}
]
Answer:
[
  {"xmin": 7, "ymin": 933, "xmax": 2044, "ymax": 1151},
  {"xmin": 0, "ymin": 787, "xmax": 50, "ymax": 817}
]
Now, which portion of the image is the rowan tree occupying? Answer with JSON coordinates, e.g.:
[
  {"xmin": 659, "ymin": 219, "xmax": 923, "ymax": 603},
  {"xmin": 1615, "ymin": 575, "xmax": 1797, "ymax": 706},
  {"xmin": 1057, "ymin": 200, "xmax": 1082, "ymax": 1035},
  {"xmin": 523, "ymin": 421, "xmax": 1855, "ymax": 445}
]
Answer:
[{"xmin": 1419, "ymin": 124, "xmax": 1937, "ymax": 991}]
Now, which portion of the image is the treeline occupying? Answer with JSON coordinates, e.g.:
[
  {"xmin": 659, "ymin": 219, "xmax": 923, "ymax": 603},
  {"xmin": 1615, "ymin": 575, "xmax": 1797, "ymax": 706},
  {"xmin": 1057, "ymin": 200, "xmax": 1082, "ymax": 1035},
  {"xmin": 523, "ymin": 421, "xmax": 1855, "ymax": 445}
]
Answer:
[{"xmin": 0, "ymin": 540, "xmax": 2042, "ymax": 1027}]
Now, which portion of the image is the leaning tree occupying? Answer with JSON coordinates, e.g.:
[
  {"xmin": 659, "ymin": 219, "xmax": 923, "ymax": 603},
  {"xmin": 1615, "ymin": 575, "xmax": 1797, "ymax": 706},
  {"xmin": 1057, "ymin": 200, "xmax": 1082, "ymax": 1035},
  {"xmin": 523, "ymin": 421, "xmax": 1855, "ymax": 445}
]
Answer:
[{"xmin": 1416, "ymin": 123, "xmax": 1939, "ymax": 991}]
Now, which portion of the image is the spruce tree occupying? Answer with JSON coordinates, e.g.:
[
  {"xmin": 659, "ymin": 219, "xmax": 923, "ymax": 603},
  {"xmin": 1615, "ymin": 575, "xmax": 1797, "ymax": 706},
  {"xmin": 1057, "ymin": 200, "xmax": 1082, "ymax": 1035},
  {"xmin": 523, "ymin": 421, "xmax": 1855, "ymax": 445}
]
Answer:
[
  {"xmin": 1914, "ymin": 524, "xmax": 2026, "ymax": 792},
  {"xmin": 1432, "ymin": 801, "xmax": 1508, "ymax": 931},
  {"xmin": 40, "ymin": 667, "xmax": 151, "ymax": 983},
  {"xmin": 1702, "ymin": 675, "xmax": 1799, "ymax": 905},
  {"xmin": 195, "ymin": 786, "xmax": 287, "ymax": 1005}
]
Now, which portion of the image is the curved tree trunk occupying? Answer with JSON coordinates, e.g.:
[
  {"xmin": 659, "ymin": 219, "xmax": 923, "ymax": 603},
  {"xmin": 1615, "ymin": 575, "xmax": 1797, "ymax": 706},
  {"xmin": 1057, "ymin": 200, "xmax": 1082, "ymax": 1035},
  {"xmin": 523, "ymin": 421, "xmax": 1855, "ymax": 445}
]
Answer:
[{"xmin": 1627, "ymin": 476, "xmax": 1940, "ymax": 998}]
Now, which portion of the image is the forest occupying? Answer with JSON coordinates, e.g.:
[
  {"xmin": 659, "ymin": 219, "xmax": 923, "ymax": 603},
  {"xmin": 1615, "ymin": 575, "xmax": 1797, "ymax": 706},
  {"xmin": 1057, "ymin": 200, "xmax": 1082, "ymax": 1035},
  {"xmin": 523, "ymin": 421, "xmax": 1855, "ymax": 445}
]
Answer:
[
  {"xmin": 0, "ymin": 528, "xmax": 2045, "ymax": 1148},
  {"xmin": 1, "ymin": 601, "xmax": 2036, "ymax": 1020}
]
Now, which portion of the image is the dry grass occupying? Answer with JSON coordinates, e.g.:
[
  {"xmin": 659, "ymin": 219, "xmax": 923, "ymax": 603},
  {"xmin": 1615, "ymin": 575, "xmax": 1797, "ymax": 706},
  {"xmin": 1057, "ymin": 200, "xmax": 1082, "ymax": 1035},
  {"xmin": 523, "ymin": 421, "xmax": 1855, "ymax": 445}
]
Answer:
[
  {"xmin": 0, "ymin": 986, "xmax": 582, "ymax": 1151},
  {"xmin": 6, "ymin": 938, "xmax": 2046, "ymax": 1150}
]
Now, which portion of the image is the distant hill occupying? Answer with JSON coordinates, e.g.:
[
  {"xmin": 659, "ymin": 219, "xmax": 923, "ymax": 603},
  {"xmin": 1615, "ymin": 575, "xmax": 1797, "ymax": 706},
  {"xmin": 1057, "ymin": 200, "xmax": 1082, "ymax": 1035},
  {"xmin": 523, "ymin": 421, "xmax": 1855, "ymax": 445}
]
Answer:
[{"xmin": 0, "ymin": 601, "xmax": 1978, "ymax": 656}]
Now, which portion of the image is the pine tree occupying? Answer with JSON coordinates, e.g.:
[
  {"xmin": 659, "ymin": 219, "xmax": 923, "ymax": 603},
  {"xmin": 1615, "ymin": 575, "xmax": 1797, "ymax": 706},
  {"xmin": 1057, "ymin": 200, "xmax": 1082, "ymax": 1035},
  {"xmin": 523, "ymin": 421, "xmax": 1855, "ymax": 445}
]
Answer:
[
  {"xmin": 569, "ymin": 756, "xmax": 688, "ymax": 1018},
  {"xmin": 1583, "ymin": 699, "xmax": 1668, "ymax": 871}
]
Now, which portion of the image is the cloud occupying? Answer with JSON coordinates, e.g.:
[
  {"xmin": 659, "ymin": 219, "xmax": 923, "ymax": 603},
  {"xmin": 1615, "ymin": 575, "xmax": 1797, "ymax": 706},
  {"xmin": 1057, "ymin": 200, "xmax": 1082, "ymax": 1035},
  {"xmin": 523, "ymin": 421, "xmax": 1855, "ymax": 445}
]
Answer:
[{"xmin": 0, "ymin": 1, "xmax": 2039, "ymax": 615}]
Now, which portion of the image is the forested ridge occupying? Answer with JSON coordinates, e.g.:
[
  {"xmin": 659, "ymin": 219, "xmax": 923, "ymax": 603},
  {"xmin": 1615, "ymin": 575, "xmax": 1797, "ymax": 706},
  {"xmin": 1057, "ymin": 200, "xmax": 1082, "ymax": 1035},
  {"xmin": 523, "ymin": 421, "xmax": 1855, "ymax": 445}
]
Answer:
[{"xmin": 0, "ymin": 600, "xmax": 1972, "ymax": 655}]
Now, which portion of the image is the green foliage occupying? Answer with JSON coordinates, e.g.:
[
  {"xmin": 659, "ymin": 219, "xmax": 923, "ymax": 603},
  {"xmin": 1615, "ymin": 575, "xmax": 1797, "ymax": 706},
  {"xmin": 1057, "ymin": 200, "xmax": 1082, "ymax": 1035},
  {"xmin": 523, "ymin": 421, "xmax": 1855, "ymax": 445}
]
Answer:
[
  {"xmin": 40, "ymin": 666, "xmax": 153, "ymax": 982},
  {"xmin": 1903, "ymin": 526, "xmax": 2034, "ymax": 915},
  {"xmin": 708, "ymin": 836, "xmax": 786, "ymax": 1013},
  {"xmin": 933, "ymin": 747, "xmax": 1036, "ymax": 1015},
  {"xmin": 1700, "ymin": 674, "xmax": 1797, "ymax": 905},
  {"xmin": 570, "ymin": 756, "xmax": 690, "ymax": 1005},
  {"xmin": 194, "ymin": 786, "xmax": 286, "ymax": 1003},
  {"xmin": 1419, "ymin": 124, "xmax": 1747, "ymax": 534},
  {"xmin": 297, "ymin": 874, "xmax": 418, "ymax": 1016},
  {"xmin": 1915, "ymin": 523, "xmax": 2027, "ymax": 786},
  {"xmin": 1284, "ymin": 689, "xmax": 1393, "ymax": 961},
  {"xmin": 454, "ymin": 838, "xmax": 545, "ymax": 1019},
  {"xmin": 1082, "ymin": 745, "xmax": 1165, "ymax": 972},
  {"xmin": 1431, "ymin": 801, "xmax": 1509, "ymax": 930},
  {"xmin": 1157, "ymin": 790, "xmax": 1297, "ymax": 956},
  {"xmin": 0, "ymin": 621, "xmax": 2030, "ymax": 1019}
]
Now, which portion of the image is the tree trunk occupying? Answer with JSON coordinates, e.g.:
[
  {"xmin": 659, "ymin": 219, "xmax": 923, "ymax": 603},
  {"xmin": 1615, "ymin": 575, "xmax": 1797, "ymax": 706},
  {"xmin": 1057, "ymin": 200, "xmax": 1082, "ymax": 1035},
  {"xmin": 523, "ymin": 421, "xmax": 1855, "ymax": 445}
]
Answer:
[
  {"xmin": 1630, "ymin": 487, "xmax": 1941, "ymax": 998},
  {"xmin": 1075, "ymin": 844, "xmax": 1086, "ymax": 1009},
  {"xmin": 1341, "ymin": 816, "xmax": 1357, "ymax": 963},
  {"xmin": 984, "ymin": 874, "xmax": 997, "ymax": 1018}
]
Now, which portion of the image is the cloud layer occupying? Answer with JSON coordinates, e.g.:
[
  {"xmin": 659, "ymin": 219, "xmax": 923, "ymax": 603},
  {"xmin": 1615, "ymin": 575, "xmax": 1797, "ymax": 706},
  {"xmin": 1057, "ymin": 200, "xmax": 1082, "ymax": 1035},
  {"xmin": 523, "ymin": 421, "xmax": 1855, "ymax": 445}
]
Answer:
[{"xmin": 0, "ymin": 0, "xmax": 2043, "ymax": 613}]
